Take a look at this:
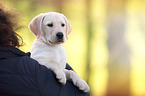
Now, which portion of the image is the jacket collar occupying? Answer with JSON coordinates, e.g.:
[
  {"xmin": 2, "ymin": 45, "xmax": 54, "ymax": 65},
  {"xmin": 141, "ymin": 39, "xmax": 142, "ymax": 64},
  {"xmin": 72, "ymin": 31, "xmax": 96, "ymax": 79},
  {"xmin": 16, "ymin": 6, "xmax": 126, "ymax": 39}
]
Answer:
[{"xmin": 0, "ymin": 46, "xmax": 30, "ymax": 59}]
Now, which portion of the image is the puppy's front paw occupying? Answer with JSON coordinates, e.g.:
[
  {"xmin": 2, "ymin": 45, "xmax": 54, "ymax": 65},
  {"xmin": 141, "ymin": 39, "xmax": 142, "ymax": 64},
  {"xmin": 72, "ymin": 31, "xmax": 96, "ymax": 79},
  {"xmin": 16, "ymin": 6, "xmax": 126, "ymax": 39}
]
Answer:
[
  {"xmin": 55, "ymin": 71, "xmax": 66, "ymax": 85},
  {"xmin": 77, "ymin": 79, "xmax": 90, "ymax": 93},
  {"xmin": 67, "ymin": 70, "xmax": 90, "ymax": 93}
]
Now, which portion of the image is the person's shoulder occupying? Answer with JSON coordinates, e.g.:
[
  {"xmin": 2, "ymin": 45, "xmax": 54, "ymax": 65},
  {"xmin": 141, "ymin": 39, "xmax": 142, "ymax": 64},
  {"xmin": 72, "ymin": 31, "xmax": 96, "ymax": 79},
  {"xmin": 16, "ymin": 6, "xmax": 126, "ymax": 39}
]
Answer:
[
  {"xmin": 16, "ymin": 56, "xmax": 39, "ymax": 76},
  {"xmin": 19, "ymin": 56, "xmax": 38, "ymax": 65},
  {"xmin": 18, "ymin": 56, "xmax": 38, "ymax": 67},
  {"xmin": 17, "ymin": 56, "xmax": 53, "ymax": 78},
  {"xmin": 17, "ymin": 56, "xmax": 89, "ymax": 96}
]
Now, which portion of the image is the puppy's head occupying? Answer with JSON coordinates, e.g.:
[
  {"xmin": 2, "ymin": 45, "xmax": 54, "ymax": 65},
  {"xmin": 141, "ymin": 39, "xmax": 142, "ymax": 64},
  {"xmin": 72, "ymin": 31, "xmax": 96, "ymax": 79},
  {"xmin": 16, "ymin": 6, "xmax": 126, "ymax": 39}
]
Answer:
[{"xmin": 28, "ymin": 12, "xmax": 72, "ymax": 45}]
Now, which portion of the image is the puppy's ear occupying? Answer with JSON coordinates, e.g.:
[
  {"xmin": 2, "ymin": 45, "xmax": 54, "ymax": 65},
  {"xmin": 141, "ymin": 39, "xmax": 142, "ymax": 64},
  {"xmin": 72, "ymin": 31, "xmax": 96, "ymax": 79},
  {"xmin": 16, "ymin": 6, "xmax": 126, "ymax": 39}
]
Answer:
[
  {"xmin": 63, "ymin": 15, "xmax": 72, "ymax": 39},
  {"xmin": 28, "ymin": 13, "xmax": 45, "ymax": 38}
]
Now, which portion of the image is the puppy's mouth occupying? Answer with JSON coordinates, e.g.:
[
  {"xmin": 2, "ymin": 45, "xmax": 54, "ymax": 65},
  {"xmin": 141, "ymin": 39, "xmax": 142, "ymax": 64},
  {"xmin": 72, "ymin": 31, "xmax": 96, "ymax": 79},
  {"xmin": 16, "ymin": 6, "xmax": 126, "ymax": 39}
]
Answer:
[
  {"xmin": 57, "ymin": 38, "xmax": 64, "ymax": 43},
  {"xmin": 48, "ymin": 39, "xmax": 64, "ymax": 45}
]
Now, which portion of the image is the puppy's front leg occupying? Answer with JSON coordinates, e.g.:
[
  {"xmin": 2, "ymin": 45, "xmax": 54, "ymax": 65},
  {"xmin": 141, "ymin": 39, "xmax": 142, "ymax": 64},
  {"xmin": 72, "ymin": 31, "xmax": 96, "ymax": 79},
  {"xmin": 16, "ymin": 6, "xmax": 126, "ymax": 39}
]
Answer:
[
  {"xmin": 38, "ymin": 60, "xmax": 66, "ymax": 85},
  {"xmin": 64, "ymin": 69, "xmax": 90, "ymax": 93}
]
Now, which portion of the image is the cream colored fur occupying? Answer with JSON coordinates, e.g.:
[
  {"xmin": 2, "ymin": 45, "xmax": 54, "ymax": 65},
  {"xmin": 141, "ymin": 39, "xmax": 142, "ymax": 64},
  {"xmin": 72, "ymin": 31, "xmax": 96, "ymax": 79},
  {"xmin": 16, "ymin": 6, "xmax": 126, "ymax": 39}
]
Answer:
[{"xmin": 28, "ymin": 12, "xmax": 90, "ymax": 93}]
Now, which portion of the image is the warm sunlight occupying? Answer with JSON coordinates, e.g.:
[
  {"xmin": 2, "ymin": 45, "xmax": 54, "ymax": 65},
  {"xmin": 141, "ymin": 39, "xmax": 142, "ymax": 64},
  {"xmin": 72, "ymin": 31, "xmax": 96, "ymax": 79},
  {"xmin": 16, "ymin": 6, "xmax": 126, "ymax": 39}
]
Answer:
[{"xmin": 1, "ymin": 0, "xmax": 145, "ymax": 96}]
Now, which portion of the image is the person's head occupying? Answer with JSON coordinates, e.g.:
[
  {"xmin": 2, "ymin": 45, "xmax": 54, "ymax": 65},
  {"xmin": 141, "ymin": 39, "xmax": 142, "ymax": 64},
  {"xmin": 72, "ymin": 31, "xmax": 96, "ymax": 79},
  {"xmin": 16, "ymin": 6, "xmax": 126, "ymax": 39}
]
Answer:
[{"xmin": 0, "ymin": 7, "xmax": 22, "ymax": 47}]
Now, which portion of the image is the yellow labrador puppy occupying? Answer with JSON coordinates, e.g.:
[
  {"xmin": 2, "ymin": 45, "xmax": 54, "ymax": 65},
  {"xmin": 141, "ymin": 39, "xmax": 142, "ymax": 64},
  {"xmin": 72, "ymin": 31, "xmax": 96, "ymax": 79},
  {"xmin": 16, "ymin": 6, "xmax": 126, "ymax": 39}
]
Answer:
[{"xmin": 29, "ymin": 12, "xmax": 90, "ymax": 93}]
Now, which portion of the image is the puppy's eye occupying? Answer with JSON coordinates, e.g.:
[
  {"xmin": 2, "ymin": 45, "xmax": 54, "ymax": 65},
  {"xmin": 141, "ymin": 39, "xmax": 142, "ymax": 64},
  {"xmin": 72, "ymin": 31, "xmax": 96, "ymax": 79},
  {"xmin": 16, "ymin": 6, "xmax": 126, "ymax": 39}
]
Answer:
[
  {"xmin": 61, "ymin": 23, "xmax": 65, "ymax": 27},
  {"xmin": 47, "ymin": 24, "xmax": 53, "ymax": 27}
]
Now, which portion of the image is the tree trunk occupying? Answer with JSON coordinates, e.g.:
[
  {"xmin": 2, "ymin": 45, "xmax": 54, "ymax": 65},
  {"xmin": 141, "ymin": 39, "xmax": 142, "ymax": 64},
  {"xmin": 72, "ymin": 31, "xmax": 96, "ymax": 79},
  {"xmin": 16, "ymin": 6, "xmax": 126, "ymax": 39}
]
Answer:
[
  {"xmin": 106, "ymin": 0, "xmax": 131, "ymax": 96},
  {"xmin": 85, "ymin": 0, "xmax": 92, "ymax": 89},
  {"xmin": 53, "ymin": 0, "xmax": 63, "ymax": 12}
]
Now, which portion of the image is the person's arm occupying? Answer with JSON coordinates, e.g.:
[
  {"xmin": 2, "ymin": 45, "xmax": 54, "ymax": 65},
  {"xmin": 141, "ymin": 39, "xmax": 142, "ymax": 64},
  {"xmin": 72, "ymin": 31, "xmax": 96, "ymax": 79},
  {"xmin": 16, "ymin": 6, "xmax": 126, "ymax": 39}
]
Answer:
[{"xmin": 34, "ymin": 62, "xmax": 89, "ymax": 96}]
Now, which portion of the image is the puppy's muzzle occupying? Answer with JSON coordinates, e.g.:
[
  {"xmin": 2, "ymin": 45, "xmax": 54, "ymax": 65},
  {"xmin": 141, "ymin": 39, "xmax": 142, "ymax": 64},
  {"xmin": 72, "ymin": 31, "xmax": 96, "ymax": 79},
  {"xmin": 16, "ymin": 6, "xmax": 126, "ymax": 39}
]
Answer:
[{"xmin": 56, "ymin": 32, "xmax": 64, "ymax": 42}]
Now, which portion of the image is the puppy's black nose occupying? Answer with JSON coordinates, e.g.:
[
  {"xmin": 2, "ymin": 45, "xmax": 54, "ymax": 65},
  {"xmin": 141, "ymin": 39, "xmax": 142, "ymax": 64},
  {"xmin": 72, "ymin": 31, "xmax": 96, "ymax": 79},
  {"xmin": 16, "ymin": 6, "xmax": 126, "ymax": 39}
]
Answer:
[{"xmin": 56, "ymin": 32, "xmax": 63, "ymax": 39}]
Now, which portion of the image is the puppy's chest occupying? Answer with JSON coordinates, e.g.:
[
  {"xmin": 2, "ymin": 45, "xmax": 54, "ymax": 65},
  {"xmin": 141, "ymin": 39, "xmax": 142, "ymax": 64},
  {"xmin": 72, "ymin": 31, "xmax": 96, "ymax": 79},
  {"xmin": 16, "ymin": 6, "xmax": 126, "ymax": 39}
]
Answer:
[
  {"xmin": 52, "ymin": 45, "xmax": 67, "ymax": 62},
  {"xmin": 52, "ymin": 46, "xmax": 67, "ymax": 68}
]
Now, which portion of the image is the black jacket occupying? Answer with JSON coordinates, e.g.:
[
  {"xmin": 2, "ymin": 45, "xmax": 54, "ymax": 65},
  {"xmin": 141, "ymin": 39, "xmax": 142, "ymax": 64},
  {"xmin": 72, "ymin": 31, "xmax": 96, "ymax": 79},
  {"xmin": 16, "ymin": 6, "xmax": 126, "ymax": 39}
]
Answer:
[{"xmin": 0, "ymin": 46, "xmax": 89, "ymax": 96}]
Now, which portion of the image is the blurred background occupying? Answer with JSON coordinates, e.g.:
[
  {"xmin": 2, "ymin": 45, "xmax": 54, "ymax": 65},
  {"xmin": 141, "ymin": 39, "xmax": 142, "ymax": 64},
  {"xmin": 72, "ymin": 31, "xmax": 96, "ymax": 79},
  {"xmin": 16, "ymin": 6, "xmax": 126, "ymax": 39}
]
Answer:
[{"xmin": 1, "ymin": 0, "xmax": 145, "ymax": 96}]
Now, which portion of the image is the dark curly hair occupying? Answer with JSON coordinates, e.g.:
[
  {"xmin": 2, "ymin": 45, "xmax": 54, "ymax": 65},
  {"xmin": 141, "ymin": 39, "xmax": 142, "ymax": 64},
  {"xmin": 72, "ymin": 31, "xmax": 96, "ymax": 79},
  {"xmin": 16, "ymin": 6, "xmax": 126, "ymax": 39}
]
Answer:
[{"xmin": 0, "ymin": 7, "xmax": 22, "ymax": 47}]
